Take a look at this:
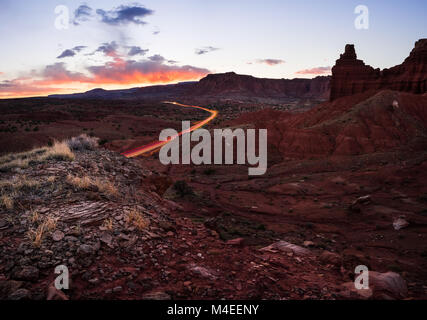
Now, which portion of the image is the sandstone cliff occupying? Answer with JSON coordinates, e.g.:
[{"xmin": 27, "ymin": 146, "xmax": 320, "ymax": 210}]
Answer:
[{"xmin": 330, "ymin": 39, "xmax": 427, "ymax": 101}]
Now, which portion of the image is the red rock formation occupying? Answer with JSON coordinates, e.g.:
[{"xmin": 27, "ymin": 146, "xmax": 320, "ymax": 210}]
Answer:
[
  {"xmin": 230, "ymin": 90, "xmax": 427, "ymax": 159},
  {"xmin": 331, "ymin": 39, "xmax": 427, "ymax": 101},
  {"xmin": 192, "ymin": 72, "xmax": 330, "ymax": 99}
]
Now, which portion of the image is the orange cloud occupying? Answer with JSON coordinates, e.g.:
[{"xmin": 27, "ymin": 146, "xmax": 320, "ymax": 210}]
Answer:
[
  {"xmin": 296, "ymin": 66, "xmax": 331, "ymax": 75},
  {"xmin": 0, "ymin": 60, "xmax": 209, "ymax": 99}
]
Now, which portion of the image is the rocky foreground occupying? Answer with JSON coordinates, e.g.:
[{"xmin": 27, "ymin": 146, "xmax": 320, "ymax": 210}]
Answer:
[{"xmin": 0, "ymin": 138, "xmax": 419, "ymax": 300}]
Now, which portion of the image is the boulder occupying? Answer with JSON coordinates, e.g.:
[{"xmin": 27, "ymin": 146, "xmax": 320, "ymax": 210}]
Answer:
[{"xmin": 260, "ymin": 241, "xmax": 311, "ymax": 256}]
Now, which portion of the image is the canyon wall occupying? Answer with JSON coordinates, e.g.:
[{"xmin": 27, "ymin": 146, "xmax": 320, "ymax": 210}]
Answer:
[{"xmin": 330, "ymin": 39, "xmax": 427, "ymax": 101}]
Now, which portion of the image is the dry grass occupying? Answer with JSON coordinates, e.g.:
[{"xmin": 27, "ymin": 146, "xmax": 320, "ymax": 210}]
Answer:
[
  {"xmin": 66, "ymin": 174, "xmax": 92, "ymax": 190},
  {"xmin": 27, "ymin": 215, "xmax": 57, "ymax": 247},
  {"xmin": 47, "ymin": 176, "xmax": 56, "ymax": 183},
  {"xmin": 126, "ymin": 209, "xmax": 149, "ymax": 231},
  {"xmin": 0, "ymin": 194, "xmax": 14, "ymax": 210},
  {"xmin": 0, "ymin": 140, "xmax": 75, "ymax": 172},
  {"xmin": 102, "ymin": 218, "xmax": 114, "ymax": 231},
  {"xmin": 30, "ymin": 209, "xmax": 40, "ymax": 224},
  {"xmin": 93, "ymin": 178, "xmax": 119, "ymax": 197},
  {"xmin": 45, "ymin": 141, "xmax": 75, "ymax": 161},
  {"xmin": 66, "ymin": 174, "xmax": 118, "ymax": 197},
  {"xmin": 0, "ymin": 176, "xmax": 41, "ymax": 193}
]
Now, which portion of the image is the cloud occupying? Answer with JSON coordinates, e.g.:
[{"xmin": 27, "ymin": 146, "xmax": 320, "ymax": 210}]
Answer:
[
  {"xmin": 95, "ymin": 41, "xmax": 119, "ymax": 56},
  {"xmin": 0, "ymin": 77, "xmax": 66, "ymax": 97},
  {"xmin": 57, "ymin": 49, "xmax": 76, "ymax": 59},
  {"xmin": 1, "ymin": 57, "xmax": 209, "ymax": 97},
  {"xmin": 195, "ymin": 46, "xmax": 219, "ymax": 55},
  {"xmin": 295, "ymin": 66, "xmax": 331, "ymax": 75},
  {"xmin": 96, "ymin": 4, "xmax": 153, "ymax": 26},
  {"xmin": 57, "ymin": 46, "xmax": 87, "ymax": 59},
  {"xmin": 36, "ymin": 63, "xmax": 92, "ymax": 85},
  {"xmin": 148, "ymin": 54, "xmax": 166, "ymax": 62},
  {"xmin": 128, "ymin": 46, "xmax": 148, "ymax": 56},
  {"xmin": 87, "ymin": 57, "xmax": 209, "ymax": 84},
  {"xmin": 73, "ymin": 4, "xmax": 93, "ymax": 26},
  {"xmin": 73, "ymin": 46, "xmax": 87, "ymax": 52},
  {"xmin": 256, "ymin": 59, "xmax": 285, "ymax": 66}
]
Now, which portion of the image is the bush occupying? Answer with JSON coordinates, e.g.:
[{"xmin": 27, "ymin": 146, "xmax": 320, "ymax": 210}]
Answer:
[
  {"xmin": 66, "ymin": 134, "xmax": 99, "ymax": 151},
  {"xmin": 174, "ymin": 180, "xmax": 194, "ymax": 197}
]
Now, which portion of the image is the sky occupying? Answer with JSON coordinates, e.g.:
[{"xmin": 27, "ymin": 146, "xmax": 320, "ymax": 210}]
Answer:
[{"xmin": 0, "ymin": 0, "xmax": 426, "ymax": 98}]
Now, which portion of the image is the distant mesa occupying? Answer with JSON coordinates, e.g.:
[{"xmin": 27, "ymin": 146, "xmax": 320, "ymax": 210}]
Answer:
[
  {"xmin": 49, "ymin": 72, "xmax": 330, "ymax": 101},
  {"xmin": 330, "ymin": 39, "xmax": 427, "ymax": 101}
]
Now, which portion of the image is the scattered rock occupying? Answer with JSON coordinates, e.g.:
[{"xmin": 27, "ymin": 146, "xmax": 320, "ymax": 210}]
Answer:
[
  {"xmin": 8, "ymin": 288, "xmax": 31, "ymax": 300},
  {"xmin": 226, "ymin": 238, "xmax": 245, "ymax": 246},
  {"xmin": 142, "ymin": 291, "xmax": 171, "ymax": 300},
  {"xmin": 12, "ymin": 266, "xmax": 39, "ymax": 282},
  {"xmin": 340, "ymin": 271, "xmax": 408, "ymax": 300},
  {"xmin": 260, "ymin": 241, "xmax": 311, "ymax": 256},
  {"xmin": 189, "ymin": 264, "xmax": 218, "ymax": 280},
  {"xmin": 52, "ymin": 230, "xmax": 65, "ymax": 242},
  {"xmin": 47, "ymin": 283, "xmax": 69, "ymax": 300},
  {"xmin": 369, "ymin": 271, "xmax": 408, "ymax": 299},
  {"xmin": 78, "ymin": 244, "xmax": 97, "ymax": 256},
  {"xmin": 349, "ymin": 195, "xmax": 372, "ymax": 212},
  {"xmin": 100, "ymin": 233, "xmax": 113, "ymax": 247},
  {"xmin": 0, "ymin": 219, "xmax": 9, "ymax": 230},
  {"xmin": 303, "ymin": 241, "xmax": 315, "ymax": 247},
  {"xmin": 393, "ymin": 217, "xmax": 409, "ymax": 231},
  {"xmin": 319, "ymin": 251, "xmax": 341, "ymax": 266},
  {"xmin": 113, "ymin": 286, "xmax": 123, "ymax": 293}
]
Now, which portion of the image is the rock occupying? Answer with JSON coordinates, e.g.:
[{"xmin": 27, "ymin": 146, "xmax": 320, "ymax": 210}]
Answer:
[
  {"xmin": 260, "ymin": 241, "xmax": 311, "ymax": 256},
  {"xmin": 100, "ymin": 233, "xmax": 113, "ymax": 247},
  {"xmin": 349, "ymin": 195, "xmax": 372, "ymax": 212},
  {"xmin": 393, "ymin": 217, "xmax": 409, "ymax": 231},
  {"xmin": 331, "ymin": 40, "xmax": 427, "ymax": 101},
  {"xmin": 142, "ymin": 291, "xmax": 171, "ymax": 300},
  {"xmin": 319, "ymin": 251, "xmax": 341, "ymax": 266},
  {"xmin": 0, "ymin": 219, "xmax": 9, "ymax": 230},
  {"xmin": 226, "ymin": 238, "xmax": 245, "ymax": 246},
  {"xmin": 47, "ymin": 283, "xmax": 69, "ymax": 300},
  {"xmin": 113, "ymin": 286, "xmax": 123, "ymax": 293},
  {"xmin": 158, "ymin": 220, "xmax": 175, "ymax": 231},
  {"xmin": 52, "ymin": 230, "xmax": 65, "ymax": 242},
  {"xmin": 188, "ymin": 264, "xmax": 218, "ymax": 280},
  {"xmin": 340, "ymin": 271, "xmax": 408, "ymax": 300},
  {"xmin": 78, "ymin": 244, "xmax": 97, "ymax": 256},
  {"xmin": 8, "ymin": 288, "xmax": 31, "ymax": 300},
  {"xmin": 303, "ymin": 241, "xmax": 315, "ymax": 247},
  {"xmin": 12, "ymin": 266, "xmax": 39, "ymax": 282},
  {"xmin": 340, "ymin": 282, "xmax": 373, "ymax": 300},
  {"xmin": 369, "ymin": 271, "xmax": 408, "ymax": 300}
]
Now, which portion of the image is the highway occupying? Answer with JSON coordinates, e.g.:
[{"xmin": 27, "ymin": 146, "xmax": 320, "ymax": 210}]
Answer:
[{"xmin": 121, "ymin": 101, "xmax": 218, "ymax": 158}]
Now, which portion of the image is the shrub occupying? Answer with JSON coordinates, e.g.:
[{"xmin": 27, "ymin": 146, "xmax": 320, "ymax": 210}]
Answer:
[
  {"xmin": 66, "ymin": 134, "xmax": 99, "ymax": 151},
  {"xmin": 174, "ymin": 180, "xmax": 194, "ymax": 197}
]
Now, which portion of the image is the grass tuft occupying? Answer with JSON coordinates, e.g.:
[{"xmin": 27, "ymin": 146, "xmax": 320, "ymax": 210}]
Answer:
[{"xmin": 127, "ymin": 209, "xmax": 149, "ymax": 231}]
